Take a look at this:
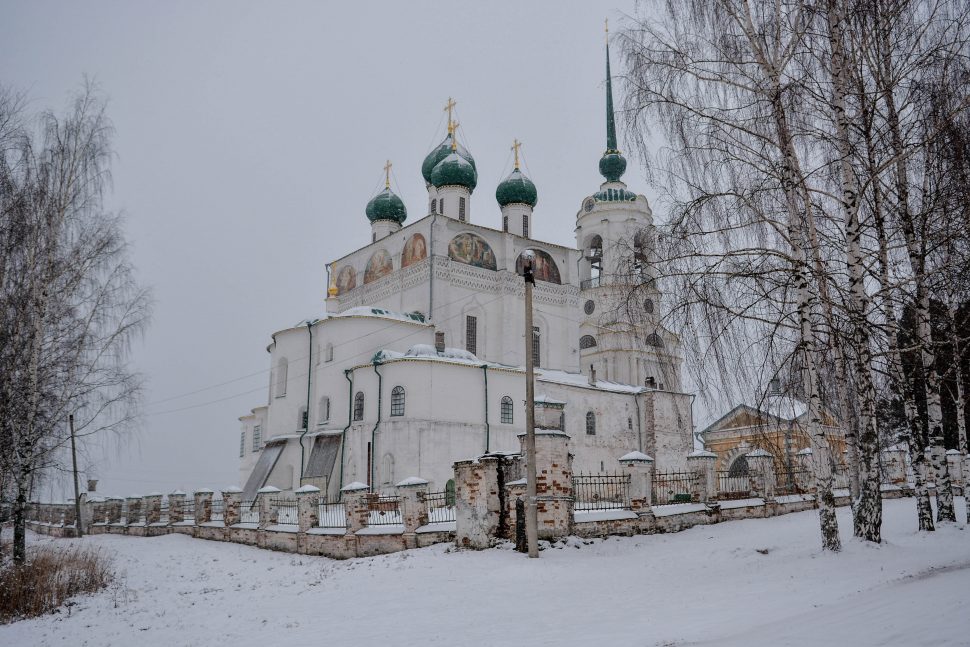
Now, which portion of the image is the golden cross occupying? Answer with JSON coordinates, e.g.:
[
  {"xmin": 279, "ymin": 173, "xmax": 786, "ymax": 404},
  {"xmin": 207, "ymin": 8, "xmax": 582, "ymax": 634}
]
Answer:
[
  {"xmin": 383, "ymin": 159, "xmax": 392, "ymax": 189},
  {"xmin": 450, "ymin": 121, "xmax": 459, "ymax": 151},
  {"xmin": 444, "ymin": 97, "xmax": 456, "ymax": 131},
  {"xmin": 512, "ymin": 139, "xmax": 522, "ymax": 169}
]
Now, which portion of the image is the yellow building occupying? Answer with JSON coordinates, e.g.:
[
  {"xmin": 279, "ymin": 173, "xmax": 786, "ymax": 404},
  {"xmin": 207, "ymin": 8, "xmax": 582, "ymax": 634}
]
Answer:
[{"xmin": 700, "ymin": 396, "xmax": 845, "ymax": 482}]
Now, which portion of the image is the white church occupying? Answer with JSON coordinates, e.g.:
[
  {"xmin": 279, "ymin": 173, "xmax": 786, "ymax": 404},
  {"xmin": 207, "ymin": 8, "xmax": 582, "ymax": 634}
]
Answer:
[{"xmin": 237, "ymin": 42, "xmax": 694, "ymax": 501}]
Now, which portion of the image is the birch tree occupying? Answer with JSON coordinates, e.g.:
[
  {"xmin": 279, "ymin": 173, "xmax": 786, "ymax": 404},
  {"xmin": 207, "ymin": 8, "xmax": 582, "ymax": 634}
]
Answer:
[{"xmin": 0, "ymin": 82, "xmax": 150, "ymax": 563}]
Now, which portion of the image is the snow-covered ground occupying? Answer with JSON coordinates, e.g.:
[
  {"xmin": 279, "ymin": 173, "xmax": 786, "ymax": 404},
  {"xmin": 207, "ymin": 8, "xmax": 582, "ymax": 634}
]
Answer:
[{"xmin": 3, "ymin": 497, "xmax": 968, "ymax": 647}]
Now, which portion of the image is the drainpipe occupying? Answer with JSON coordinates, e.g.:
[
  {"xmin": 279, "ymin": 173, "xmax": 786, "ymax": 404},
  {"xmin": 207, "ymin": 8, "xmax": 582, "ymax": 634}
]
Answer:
[
  {"xmin": 633, "ymin": 391, "xmax": 643, "ymax": 453},
  {"xmin": 339, "ymin": 368, "xmax": 354, "ymax": 497},
  {"xmin": 371, "ymin": 361, "xmax": 384, "ymax": 491},
  {"xmin": 482, "ymin": 364, "xmax": 490, "ymax": 453},
  {"xmin": 428, "ymin": 213, "xmax": 437, "ymax": 321},
  {"xmin": 298, "ymin": 320, "xmax": 314, "ymax": 483}
]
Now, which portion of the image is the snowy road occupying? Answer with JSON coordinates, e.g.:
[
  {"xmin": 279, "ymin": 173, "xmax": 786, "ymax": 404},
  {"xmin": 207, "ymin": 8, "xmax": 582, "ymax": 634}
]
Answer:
[{"xmin": 3, "ymin": 497, "xmax": 967, "ymax": 647}]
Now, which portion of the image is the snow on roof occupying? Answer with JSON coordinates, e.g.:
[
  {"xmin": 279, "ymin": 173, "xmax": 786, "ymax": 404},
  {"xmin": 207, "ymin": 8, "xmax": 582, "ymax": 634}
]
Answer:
[
  {"xmin": 405, "ymin": 344, "xmax": 479, "ymax": 361},
  {"xmin": 224, "ymin": 486, "xmax": 242, "ymax": 493},
  {"xmin": 619, "ymin": 451, "xmax": 654, "ymax": 462},
  {"xmin": 688, "ymin": 450, "xmax": 717, "ymax": 459},
  {"xmin": 295, "ymin": 485, "xmax": 320, "ymax": 493},
  {"xmin": 796, "ymin": 447, "xmax": 813, "ymax": 455},
  {"xmin": 341, "ymin": 481, "xmax": 369, "ymax": 492},
  {"xmin": 746, "ymin": 448, "xmax": 773, "ymax": 458},
  {"xmin": 396, "ymin": 476, "xmax": 429, "ymax": 487},
  {"xmin": 535, "ymin": 393, "xmax": 567, "ymax": 406},
  {"xmin": 535, "ymin": 367, "xmax": 646, "ymax": 394},
  {"xmin": 333, "ymin": 307, "xmax": 427, "ymax": 324},
  {"xmin": 256, "ymin": 486, "xmax": 281, "ymax": 494},
  {"xmin": 760, "ymin": 395, "xmax": 808, "ymax": 421}
]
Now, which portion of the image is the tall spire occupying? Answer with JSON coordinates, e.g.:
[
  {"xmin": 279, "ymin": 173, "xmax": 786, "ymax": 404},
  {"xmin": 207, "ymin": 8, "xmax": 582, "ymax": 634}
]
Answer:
[
  {"xmin": 599, "ymin": 18, "xmax": 627, "ymax": 184},
  {"xmin": 605, "ymin": 19, "xmax": 618, "ymax": 152}
]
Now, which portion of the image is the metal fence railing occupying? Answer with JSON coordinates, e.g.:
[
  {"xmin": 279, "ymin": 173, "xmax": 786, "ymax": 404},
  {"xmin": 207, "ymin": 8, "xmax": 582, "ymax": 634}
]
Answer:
[
  {"xmin": 159, "ymin": 501, "xmax": 170, "ymax": 524},
  {"xmin": 717, "ymin": 471, "xmax": 752, "ymax": 500},
  {"xmin": 572, "ymin": 473, "xmax": 631, "ymax": 511},
  {"xmin": 240, "ymin": 500, "xmax": 259, "ymax": 524},
  {"xmin": 776, "ymin": 469, "xmax": 811, "ymax": 496},
  {"xmin": 653, "ymin": 470, "xmax": 698, "ymax": 505},
  {"xmin": 367, "ymin": 495, "xmax": 402, "ymax": 526},
  {"xmin": 424, "ymin": 490, "xmax": 456, "ymax": 524},
  {"xmin": 273, "ymin": 498, "xmax": 298, "ymax": 525},
  {"xmin": 210, "ymin": 499, "xmax": 224, "ymax": 523},
  {"xmin": 832, "ymin": 465, "xmax": 850, "ymax": 490},
  {"xmin": 317, "ymin": 501, "xmax": 347, "ymax": 528},
  {"xmin": 182, "ymin": 500, "xmax": 195, "ymax": 520}
]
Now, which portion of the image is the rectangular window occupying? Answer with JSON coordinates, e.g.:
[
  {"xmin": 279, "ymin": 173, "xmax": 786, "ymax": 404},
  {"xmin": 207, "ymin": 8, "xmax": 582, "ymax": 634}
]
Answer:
[
  {"xmin": 532, "ymin": 326, "xmax": 540, "ymax": 367},
  {"xmin": 430, "ymin": 198, "xmax": 436, "ymax": 214},
  {"xmin": 439, "ymin": 198, "xmax": 443, "ymax": 214},
  {"xmin": 522, "ymin": 214, "xmax": 529, "ymax": 238},
  {"xmin": 239, "ymin": 431, "xmax": 245, "ymax": 457},
  {"xmin": 301, "ymin": 409, "xmax": 308, "ymax": 430},
  {"xmin": 252, "ymin": 425, "xmax": 262, "ymax": 451},
  {"xmin": 503, "ymin": 215, "xmax": 508, "ymax": 232},
  {"xmin": 459, "ymin": 197, "xmax": 466, "ymax": 221},
  {"xmin": 466, "ymin": 315, "xmax": 477, "ymax": 355}
]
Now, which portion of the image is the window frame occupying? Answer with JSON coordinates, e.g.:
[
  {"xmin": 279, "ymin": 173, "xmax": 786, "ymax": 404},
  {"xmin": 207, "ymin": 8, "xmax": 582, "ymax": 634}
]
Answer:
[
  {"xmin": 466, "ymin": 315, "xmax": 478, "ymax": 355},
  {"xmin": 353, "ymin": 391, "xmax": 365, "ymax": 421},
  {"xmin": 252, "ymin": 424, "xmax": 262, "ymax": 451},
  {"xmin": 500, "ymin": 396, "xmax": 514, "ymax": 424},
  {"xmin": 585, "ymin": 411, "xmax": 596, "ymax": 436},
  {"xmin": 390, "ymin": 386, "xmax": 405, "ymax": 417}
]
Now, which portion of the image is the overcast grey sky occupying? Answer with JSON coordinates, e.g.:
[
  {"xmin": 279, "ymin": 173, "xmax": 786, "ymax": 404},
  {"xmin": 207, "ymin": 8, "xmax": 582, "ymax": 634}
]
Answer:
[{"xmin": 2, "ymin": 0, "xmax": 658, "ymax": 499}]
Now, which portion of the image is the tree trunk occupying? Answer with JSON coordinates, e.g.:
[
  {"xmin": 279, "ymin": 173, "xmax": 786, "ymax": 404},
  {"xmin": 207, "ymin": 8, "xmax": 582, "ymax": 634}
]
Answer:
[{"xmin": 826, "ymin": 0, "xmax": 881, "ymax": 542}]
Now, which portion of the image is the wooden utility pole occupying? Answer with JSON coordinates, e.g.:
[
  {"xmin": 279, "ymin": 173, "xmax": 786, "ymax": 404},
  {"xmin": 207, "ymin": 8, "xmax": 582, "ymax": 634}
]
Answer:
[
  {"xmin": 522, "ymin": 253, "xmax": 539, "ymax": 558},
  {"xmin": 69, "ymin": 414, "xmax": 82, "ymax": 538}
]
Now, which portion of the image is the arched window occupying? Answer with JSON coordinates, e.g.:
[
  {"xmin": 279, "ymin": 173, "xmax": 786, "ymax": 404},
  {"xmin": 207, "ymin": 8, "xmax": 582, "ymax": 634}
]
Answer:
[
  {"xmin": 445, "ymin": 479, "xmax": 456, "ymax": 506},
  {"xmin": 645, "ymin": 332, "xmax": 664, "ymax": 348},
  {"xmin": 390, "ymin": 386, "xmax": 405, "ymax": 417},
  {"xmin": 318, "ymin": 396, "xmax": 330, "ymax": 424},
  {"xmin": 275, "ymin": 357, "xmax": 288, "ymax": 398},
  {"xmin": 501, "ymin": 396, "xmax": 514, "ymax": 424},
  {"xmin": 586, "ymin": 411, "xmax": 596, "ymax": 435},
  {"xmin": 298, "ymin": 406, "xmax": 308, "ymax": 430},
  {"xmin": 353, "ymin": 392, "xmax": 365, "ymax": 421},
  {"xmin": 644, "ymin": 298, "xmax": 655, "ymax": 314},
  {"xmin": 580, "ymin": 335, "xmax": 597, "ymax": 349},
  {"xmin": 728, "ymin": 456, "xmax": 749, "ymax": 478}
]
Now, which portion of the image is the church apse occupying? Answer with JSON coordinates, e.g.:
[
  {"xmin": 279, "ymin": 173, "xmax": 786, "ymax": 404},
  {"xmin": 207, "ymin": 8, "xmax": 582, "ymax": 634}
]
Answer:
[
  {"xmin": 447, "ymin": 232, "xmax": 497, "ymax": 271},
  {"xmin": 402, "ymin": 233, "xmax": 427, "ymax": 268},
  {"xmin": 364, "ymin": 249, "xmax": 394, "ymax": 284}
]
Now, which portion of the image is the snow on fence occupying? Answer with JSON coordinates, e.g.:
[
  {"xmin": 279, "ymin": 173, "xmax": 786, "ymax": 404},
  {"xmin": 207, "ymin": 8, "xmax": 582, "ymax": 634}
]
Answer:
[
  {"xmin": 210, "ymin": 499, "xmax": 224, "ymax": 522},
  {"xmin": 159, "ymin": 500, "xmax": 170, "ymax": 524},
  {"xmin": 572, "ymin": 473, "xmax": 631, "ymax": 511},
  {"xmin": 653, "ymin": 470, "xmax": 698, "ymax": 505},
  {"xmin": 273, "ymin": 498, "xmax": 298, "ymax": 525},
  {"xmin": 424, "ymin": 490, "xmax": 456, "ymax": 524},
  {"xmin": 832, "ymin": 465, "xmax": 850, "ymax": 490},
  {"xmin": 240, "ymin": 500, "xmax": 259, "ymax": 524},
  {"xmin": 317, "ymin": 501, "xmax": 346, "ymax": 528},
  {"xmin": 367, "ymin": 495, "xmax": 402, "ymax": 526}
]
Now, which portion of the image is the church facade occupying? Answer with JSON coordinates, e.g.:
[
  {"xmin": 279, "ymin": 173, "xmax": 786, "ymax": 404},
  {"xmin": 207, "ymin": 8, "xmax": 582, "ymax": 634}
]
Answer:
[{"xmin": 237, "ymin": 43, "xmax": 694, "ymax": 501}]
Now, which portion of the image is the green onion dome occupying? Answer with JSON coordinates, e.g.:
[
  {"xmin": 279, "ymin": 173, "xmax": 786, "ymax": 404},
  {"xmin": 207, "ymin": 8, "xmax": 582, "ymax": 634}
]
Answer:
[
  {"xmin": 495, "ymin": 168, "xmax": 537, "ymax": 208},
  {"xmin": 421, "ymin": 134, "xmax": 476, "ymax": 184},
  {"xmin": 599, "ymin": 150, "xmax": 627, "ymax": 183},
  {"xmin": 365, "ymin": 187, "xmax": 407, "ymax": 224},
  {"xmin": 430, "ymin": 151, "xmax": 478, "ymax": 191}
]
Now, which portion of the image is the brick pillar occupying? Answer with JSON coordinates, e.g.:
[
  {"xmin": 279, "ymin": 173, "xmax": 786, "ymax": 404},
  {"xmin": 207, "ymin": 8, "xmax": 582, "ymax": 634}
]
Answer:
[
  {"xmin": 126, "ymin": 496, "xmax": 142, "ymax": 526},
  {"xmin": 878, "ymin": 446, "xmax": 907, "ymax": 485},
  {"xmin": 518, "ymin": 430, "xmax": 573, "ymax": 540},
  {"xmin": 194, "ymin": 489, "xmax": 213, "ymax": 524},
  {"xmin": 222, "ymin": 488, "xmax": 242, "ymax": 526},
  {"xmin": 396, "ymin": 477, "xmax": 429, "ymax": 539},
  {"xmin": 341, "ymin": 482, "xmax": 370, "ymax": 533},
  {"xmin": 296, "ymin": 485, "xmax": 321, "ymax": 533},
  {"xmin": 144, "ymin": 494, "xmax": 162, "ymax": 525},
  {"xmin": 454, "ymin": 457, "xmax": 504, "ymax": 549},
  {"xmin": 687, "ymin": 450, "xmax": 717, "ymax": 502},
  {"xmin": 746, "ymin": 450, "xmax": 776, "ymax": 501},
  {"xmin": 169, "ymin": 492, "xmax": 186, "ymax": 523},
  {"xmin": 945, "ymin": 450, "xmax": 963, "ymax": 488},
  {"xmin": 619, "ymin": 451, "xmax": 654, "ymax": 510},
  {"xmin": 257, "ymin": 486, "xmax": 281, "ymax": 529}
]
